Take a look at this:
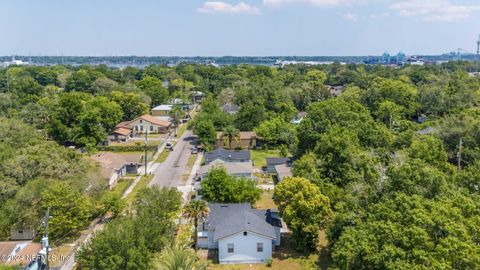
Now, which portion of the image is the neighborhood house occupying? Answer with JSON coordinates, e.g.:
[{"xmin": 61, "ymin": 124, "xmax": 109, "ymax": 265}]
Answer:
[
  {"xmin": 197, "ymin": 203, "xmax": 282, "ymax": 264},
  {"xmin": 274, "ymin": 164, "xmax": 293, "ymax": 182},
  {"xmin": 200, "ymin": 159, "xmax": 254, "ymax": 179},
  {"xmin": 222, "ymin": 103, "xmax": 240, "ymax": 114},
  {"xmin": 266, "ymin": 157, "xmax": 291, "ymax": 173},
  {"xmin": 108, "ymin": 114, "xmax": 172, "ymax": 143},
  {"xmin": 129, "ymin": 114, "xmax": 171, "ymax": 134},
  {"xmin": 204, "ymin": 148, "xmax": 251, "ymax": 165},
  {"xmin": 151, "ymin": 104, "xmax": 173, "ymax": 117},
  {"xmin": 215, "ymin": 131, "xmax": 259, "ymax": 149},
  {"xmin": 0, "ymin": 241, "xmax": 42, "ymax": 267}
]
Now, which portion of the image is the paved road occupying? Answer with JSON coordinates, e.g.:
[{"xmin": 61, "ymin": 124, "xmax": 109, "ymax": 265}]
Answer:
[{"xmin": 149, "ymin": 130, "xmax": 196, "ymax": 188}]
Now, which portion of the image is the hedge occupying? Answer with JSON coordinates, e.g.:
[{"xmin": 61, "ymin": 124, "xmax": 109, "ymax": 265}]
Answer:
[{"xmin": 97, "ymin": 145, "xmax": 158, "ymax": 152}]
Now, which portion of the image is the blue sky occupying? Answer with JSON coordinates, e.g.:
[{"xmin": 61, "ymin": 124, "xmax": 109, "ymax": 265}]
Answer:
[{"xmin": 0, "ymin": 0, "xmax": 479, "ymax": 56}]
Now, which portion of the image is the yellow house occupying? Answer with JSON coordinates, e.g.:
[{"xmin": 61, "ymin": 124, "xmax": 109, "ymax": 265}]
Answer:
[{"xmin": 151, "ymin": 105, "xmax": 173, "ymax": 117}]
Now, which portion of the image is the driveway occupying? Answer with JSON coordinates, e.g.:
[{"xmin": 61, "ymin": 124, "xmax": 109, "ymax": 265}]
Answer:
[{"xmin": 149, "ymin": 130, "xmax": 196, "ymax": 188}]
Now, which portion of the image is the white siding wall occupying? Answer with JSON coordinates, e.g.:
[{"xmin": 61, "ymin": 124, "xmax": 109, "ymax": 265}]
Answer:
[
  {"xmin": 218, "ymin": 232, "xmax": 273, "ymax": 264},
  {"xmin": 129, "ymin": 119, "xmax": 159, "ymax": 134}
]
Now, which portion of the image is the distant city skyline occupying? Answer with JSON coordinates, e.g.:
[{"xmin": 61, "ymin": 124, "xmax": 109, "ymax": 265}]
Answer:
[{"xmin": 1, "ymin": 0, "xmax": 479, "ymax": 56}]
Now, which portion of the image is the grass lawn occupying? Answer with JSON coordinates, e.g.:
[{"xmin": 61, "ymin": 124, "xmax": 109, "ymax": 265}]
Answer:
[
  {"xmin": 110, "ymin": 178, "xmax": 132, "ymax": 196},
  {"xmin": 187, "ymin": 154, "xmax": 197, "ymax": 168},
  {"xmin": 176, "ymin": 124, "xmax": 189, "ymax": 138},
  {"xmin": 254, "ymin": 172, "xmax": 275, "ymax": 185},
  {"xmin": 251, "ymin": 149, "xmax": 281, "ymax": 169},
  {"xmin": 109, "ymin": 140, "xmax": 161, "ymax": 147},
  {"xmin": 156, "ymin": 149, "xmax": 171, "ymax": 163},
  {"xmin": 254, "ymin": 190, "xmax": 276, "ymax": 209},
  {"xmin": 124, "ymin": 175, "xmax": 153, "ymax": 205}
]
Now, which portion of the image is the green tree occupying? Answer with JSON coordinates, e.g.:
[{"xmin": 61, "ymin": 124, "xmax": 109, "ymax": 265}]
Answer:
[
  {"xmin": 235, "ymin": 101, "xmax": 266, "ymax": 131},
  {"xmin": 41, "ymin": 182, "xmax": 93, "ymax": 239},
  {"xmin": 255, "ymin": 117, "xmax": 297, "ymax": 147},
  {"xmin": 134, "ymin": 187, "xmax": 182, "ymax": 252},
  {"xmin": 76, "ymin": 218, "xmax": 152, "ymax": 270},
  {"xmin": 137, "ymin": 76, "xmax": 169, "ymax": 107},
  {"xmin": 200, "ymin": 168, "xmax": 260, "ymax": 204},
  {"xmin": 65, "ymin": 69, "xmax": 97, "ymax": 93},
  {"xmin": 155, "ymin": 241, "xmax": 206, "ymax": 270},
  {"xmin": 273, "ymin": 177, "xmax": 333, "ymax": 251},
  {"xmin": 362, "ymin": 77, "xmax": 418, "ymax": 117},
  {"xmin": 330, "ymin": 193, "xmax": 480, "ymax": 270},
  {"xmin": 100, "ymin": 192, "xmax": 125, "ymax": 217},
  {"xmin": 111, "ymin": 91, "xmax": 149, "ymax": 120},
  {"xmin": 221, "ymin": 125, "xmax": 240, "ymax": 149},
  {"xmin": 183, "ymin": 200, "xmax": 209, "ymax": 249},
  {"xmin": 192, "ymin": 119, "xmax": 216, "ymax": 149},
  {"xmin": 169, "ymin": 104, "xmax": 184, "ymax": 128}
]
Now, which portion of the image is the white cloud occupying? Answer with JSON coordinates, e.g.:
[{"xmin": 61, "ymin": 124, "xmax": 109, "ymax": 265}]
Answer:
[
  {"xmin": 197, "ymin": 1, "xmax": 260, "ymax": 14},
  {"xmin": 263, "ymin": 0, "xmax": 359, "ymax": 7},
  {"xmin": 390, "ymin": 0, "xmax": 480, "ymax": 21},
  {"xmin": 342, "ymin": 12, "xmax": 358, "ymax": 21},
  {"xmin": 369, "ymin": 12, "xmax": 389, "ymax": 19}
]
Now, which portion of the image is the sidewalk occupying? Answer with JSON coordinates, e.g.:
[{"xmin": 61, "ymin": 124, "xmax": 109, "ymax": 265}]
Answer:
[{"xmin": 177, "ymin": 152, "xmax": 203, "ymax": 203}]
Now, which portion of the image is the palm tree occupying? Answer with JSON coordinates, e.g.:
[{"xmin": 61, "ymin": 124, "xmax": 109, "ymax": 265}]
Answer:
[
  {"xmin": 155, "ymin": 241, "xmax": 207, "ymax": 270},
  {"xmin": 183, "ymin": 200, "xmax": 209, "ymax": 250},
  {"xmin": 222, "ymin": 125, "xmax": 240, "ymax": 149}
]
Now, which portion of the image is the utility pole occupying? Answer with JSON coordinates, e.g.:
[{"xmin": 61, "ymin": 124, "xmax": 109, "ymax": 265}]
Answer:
[
  {"xmin": 457, "ymin": 138, "xmax": 463, "ymax": 171},
  {"xmin": 144, "ymin": 130, "xmax": 148, "ymax": 175},
  {"xmin": 42, "ymin": 207, "xmax": 51, "ymax": 270},
  {"xmin": 174, "ymin": 111, "xmax": 178, "ymax": 137}
]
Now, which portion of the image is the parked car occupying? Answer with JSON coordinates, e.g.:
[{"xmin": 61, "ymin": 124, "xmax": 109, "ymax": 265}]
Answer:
[
  {"xmin": 166, "ymin": 142, "xmax": 173, "ymax": 150},
  {"xmin": 191, "ymin": 147, "xmax": 198, "ymax": 154}
]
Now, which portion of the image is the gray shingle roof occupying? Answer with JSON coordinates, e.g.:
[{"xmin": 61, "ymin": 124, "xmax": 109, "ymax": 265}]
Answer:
[
  {"xmin": 201, "ymin": 160, "xmax": 253, "ymax": 176},
  {"xmin": 266, "ymin": 157, "xmax": 291, "ymax": 166},
  {"xmin": 205, "ymin": 148, "xmax": 251, "ymax": 164},
  {"xmin": 222, "ymin": 103, "xmax": 240, "ymax": 113},
  {"xmin": 416, "ymin": 127, "xmax": 436, "ymax": 135},
  {"xmin": 205, "ymin": 204, "xmax": 279, "ymax": 241}
]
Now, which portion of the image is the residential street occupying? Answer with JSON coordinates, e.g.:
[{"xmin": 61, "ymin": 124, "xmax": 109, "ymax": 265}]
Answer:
[{"xmin": 149, "ymin": 130, "xmax": 197, "ymax": 188}]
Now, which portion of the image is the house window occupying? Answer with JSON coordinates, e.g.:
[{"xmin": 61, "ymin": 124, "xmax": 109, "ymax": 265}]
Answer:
[
  {"xmin": 140, "ymin": 126, "xmax": 143, "ymax": 131},
  {"xmin": 227, "ymin": 243, "xmax": 234, "ymax": 253},
  {"xmin": 257, "ymin": 243, "xmax": 263, "ymax": 252},
  {"xmin": 135, "ymin": 126, "xmax": 138, "ymax": 131},
  {"xmin": 150, "ymin": 125, "xmax": 153, "ymax": 131},
  {"xmin": 243, "ymin": 231, "xmax": 247, "ymax": 236},
  {"xmin": 140, "ymin": 120, "xmax": 143, "ymax": 123}
]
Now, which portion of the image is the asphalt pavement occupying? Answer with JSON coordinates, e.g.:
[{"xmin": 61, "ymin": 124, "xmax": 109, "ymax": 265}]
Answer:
[{"xmin": 149, "ymin": 130, "xmax": 196, "ymax": 188}]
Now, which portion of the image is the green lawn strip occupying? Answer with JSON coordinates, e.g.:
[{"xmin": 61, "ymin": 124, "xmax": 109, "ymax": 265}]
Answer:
[
  {"xmin": 254, "ymin": 190, "xmax": 276, "ymax": 210},
  {"xmin": 109, "ymin": 178, "xmax": 132, "ymax": 196},
  {"xmin": 251, "ymin": 149, "xmax": 281, "ymax": 168},
  {"xmin": 176, "ymin": 124, "xmax": 189, "ymax": 138},
  {"xmin": 156, "ymin": 149, "xmax": 171, "ymax": 163},
  {"xmin": 124, "ymin": 175, "xmax": 153, "ymax": 205}
]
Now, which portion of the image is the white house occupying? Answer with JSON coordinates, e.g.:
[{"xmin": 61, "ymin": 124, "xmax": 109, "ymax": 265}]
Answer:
[
  {"xmin": 197, "ymin": 203, "xmax": 282, "ymax": 264},
  {"xmin": 128, "ymin": 114, "xmax": 171, "ymax": 134}
]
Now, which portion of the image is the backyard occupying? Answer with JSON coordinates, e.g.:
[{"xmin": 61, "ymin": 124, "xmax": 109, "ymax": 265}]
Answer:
[
  {"xmin": 250, "ymin": 149, "xmax": 281, "ymax": 169},
  {"xmin": 254, "ymin": 190, "xmax": 276, "ymax": 209}
]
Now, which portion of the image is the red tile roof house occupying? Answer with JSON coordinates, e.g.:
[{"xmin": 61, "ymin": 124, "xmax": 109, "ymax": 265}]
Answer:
[{"xmin": 108, "ymin": 114, "xmax": 172, "ymax": 142}]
